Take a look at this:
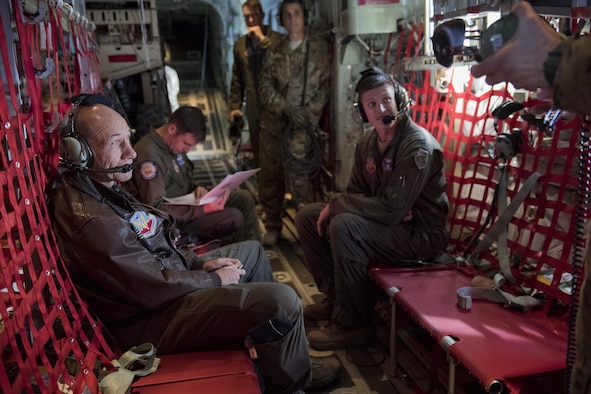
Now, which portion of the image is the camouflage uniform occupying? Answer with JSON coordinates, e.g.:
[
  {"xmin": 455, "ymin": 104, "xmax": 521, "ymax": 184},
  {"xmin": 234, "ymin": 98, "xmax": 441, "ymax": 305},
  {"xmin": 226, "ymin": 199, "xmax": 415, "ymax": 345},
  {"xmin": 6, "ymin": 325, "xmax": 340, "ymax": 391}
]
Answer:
[
  {"xmin": 295, "ymin": 117, "xmax": 449, "ymax": 327},
  {"xmin": 258, "ymin": 34, "xmax": 330, "ymax": 233},
  {"xmin": 127, "ymin": 129, "xmax": 262, "ymax": 245},
  {"xmin": 229, "ymin": 26, "xmax": 283, "ymax": 166}
]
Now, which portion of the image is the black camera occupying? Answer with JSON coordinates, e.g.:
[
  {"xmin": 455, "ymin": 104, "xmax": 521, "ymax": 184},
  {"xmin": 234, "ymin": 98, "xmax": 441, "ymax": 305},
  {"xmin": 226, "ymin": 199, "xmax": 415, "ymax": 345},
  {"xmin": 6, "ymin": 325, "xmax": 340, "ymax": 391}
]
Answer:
[
  {"xmin": 494, "ymin": 129, "xmax": 523, "ymax": 160},
  {"xmin": 431, "ymin": 13, "xmax": 519, "ymax": 67}
]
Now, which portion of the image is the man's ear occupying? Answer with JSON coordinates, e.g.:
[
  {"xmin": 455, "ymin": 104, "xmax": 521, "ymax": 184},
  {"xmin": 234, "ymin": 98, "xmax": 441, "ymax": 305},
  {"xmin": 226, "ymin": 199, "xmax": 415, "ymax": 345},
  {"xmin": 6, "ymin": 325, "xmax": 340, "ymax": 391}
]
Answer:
[{"xmin": 167, "ymin": 123, "xmax": 177, "ymax": 136}]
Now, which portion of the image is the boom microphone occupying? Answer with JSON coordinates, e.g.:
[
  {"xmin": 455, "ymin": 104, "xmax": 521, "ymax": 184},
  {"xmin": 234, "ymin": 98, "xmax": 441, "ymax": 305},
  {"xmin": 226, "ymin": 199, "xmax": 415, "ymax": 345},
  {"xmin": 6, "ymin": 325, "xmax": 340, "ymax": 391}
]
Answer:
[
  {"xmin": 85, "ymin": 163, "xmax": 135, "ymax": 173},
  {"xmin": 382, "ymin": 113, "xmax": 397, "ymax": 125},
  {"xmin": 382, "ymin": 102, "xmax": 411, "ymax": 125}
]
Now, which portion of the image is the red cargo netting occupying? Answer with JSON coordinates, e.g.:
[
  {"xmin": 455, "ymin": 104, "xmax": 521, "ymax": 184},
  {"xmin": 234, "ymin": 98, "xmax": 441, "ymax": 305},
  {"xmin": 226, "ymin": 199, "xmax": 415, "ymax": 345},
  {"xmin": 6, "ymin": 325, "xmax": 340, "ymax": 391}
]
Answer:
[
  {"xmin": 1, "ymin": 1, "xmax": 116, "ymax": 393},
  {"xmin": 406, "ymin": 69, "xmax": 583, "ymax": 312}
]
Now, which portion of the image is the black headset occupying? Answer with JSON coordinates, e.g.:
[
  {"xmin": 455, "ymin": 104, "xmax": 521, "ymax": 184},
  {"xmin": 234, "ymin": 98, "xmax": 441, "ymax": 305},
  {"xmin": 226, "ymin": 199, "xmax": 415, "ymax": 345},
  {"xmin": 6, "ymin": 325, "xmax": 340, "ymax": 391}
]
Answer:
[
  {"xmin": 351, "ymin": 67, "xmax": 411, "ymax": 124},
  {"xmin": 59, "ymin": 94, "xmax": 117, "ymax": 170},
  {"xmin": 278, "ymin": 0, "xmax": 309, "ymax": 27}
]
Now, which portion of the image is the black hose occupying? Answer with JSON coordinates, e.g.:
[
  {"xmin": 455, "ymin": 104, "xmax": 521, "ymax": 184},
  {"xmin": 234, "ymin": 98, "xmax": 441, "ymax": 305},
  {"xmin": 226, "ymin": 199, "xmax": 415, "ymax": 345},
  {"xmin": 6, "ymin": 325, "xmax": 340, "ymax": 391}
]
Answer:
[
  {"xmin": 279, "ymin": 122, "xmax": 323, "ymax": 175},
  {"xmin": 565, "ymin": 115, "xmax": 591, "ymax": 393}
]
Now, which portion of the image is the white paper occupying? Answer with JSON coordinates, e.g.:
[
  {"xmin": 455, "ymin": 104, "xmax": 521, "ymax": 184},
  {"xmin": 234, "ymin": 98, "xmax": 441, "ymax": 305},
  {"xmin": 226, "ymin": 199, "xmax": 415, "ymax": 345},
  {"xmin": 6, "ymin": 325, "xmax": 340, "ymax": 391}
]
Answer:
[
  {"xmin": 199, "ymin": 168, "xmax": 260, "ymax": 205},
  {"xmin": 162, "ymin": 193, "xmax": 199, "ymax": 205},
  {"xmin": 161, "ymin": 168, "xmax": 260, "ymax": 206}
]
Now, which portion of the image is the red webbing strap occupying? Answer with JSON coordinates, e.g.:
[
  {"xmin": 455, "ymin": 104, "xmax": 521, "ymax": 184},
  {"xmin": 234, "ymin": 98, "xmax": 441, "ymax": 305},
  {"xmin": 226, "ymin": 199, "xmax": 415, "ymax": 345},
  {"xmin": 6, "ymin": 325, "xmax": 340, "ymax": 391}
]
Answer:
[{"xmin": 1, "ymin": 3, "xmax": 116, "ymax": 393}]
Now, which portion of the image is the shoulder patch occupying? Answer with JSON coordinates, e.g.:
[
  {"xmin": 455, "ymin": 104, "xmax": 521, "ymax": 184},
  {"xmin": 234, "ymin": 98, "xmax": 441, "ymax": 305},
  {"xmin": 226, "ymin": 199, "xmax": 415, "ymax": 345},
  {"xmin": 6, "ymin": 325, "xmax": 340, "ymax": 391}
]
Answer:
[
  {"xmin": 366, "ymin": 157, "xmax": 377, "ymax": 174},
  {"xmin": 415, "ymin": 148, "xmax": 429, "ymax": 170},
  {"xmin": 140, "ymin": 161, "xmax": 157, "ymax": 180},
  {"xmin": 130, "ymin": 211, "xmax": 158, "ymax": 238}
]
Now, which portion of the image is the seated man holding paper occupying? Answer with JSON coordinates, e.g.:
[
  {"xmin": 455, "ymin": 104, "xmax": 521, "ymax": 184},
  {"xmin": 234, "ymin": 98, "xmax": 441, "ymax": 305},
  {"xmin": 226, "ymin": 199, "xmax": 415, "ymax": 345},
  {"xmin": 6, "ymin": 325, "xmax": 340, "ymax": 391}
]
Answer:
[{"xmin": 127, "ymin": 106, "xmax": 262, "ymax": 246}]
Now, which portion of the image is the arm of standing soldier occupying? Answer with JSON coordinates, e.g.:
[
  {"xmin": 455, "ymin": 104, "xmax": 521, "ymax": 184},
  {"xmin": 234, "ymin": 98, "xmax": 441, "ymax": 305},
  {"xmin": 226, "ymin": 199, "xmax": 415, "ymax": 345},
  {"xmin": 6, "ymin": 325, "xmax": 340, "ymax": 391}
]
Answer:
[
  {"xmin": 229, "ymin": 41, "xmax": 246, "ymax": 115},
  {"xmin": 471, "ymin": 2, "xmax": 591, "ymax": 114},
  {"xmin": 470, "ymin": 2, "xmax": 563, "ymax": 100},
  {"xmin": 551, "ymin": 37, "xmax": 591, "ymax": 115}
]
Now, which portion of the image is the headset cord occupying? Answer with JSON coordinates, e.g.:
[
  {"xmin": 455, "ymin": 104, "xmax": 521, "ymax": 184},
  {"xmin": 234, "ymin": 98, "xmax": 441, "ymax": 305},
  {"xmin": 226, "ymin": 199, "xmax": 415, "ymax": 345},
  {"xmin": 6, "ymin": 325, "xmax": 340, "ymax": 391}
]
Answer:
[
  {"xmin": 565, "ymin": 115, "xmax": 591, "ymax": 393},
  {"xmin": 280, "ymin": 121, "xmax": 323, "ymax": 175}
]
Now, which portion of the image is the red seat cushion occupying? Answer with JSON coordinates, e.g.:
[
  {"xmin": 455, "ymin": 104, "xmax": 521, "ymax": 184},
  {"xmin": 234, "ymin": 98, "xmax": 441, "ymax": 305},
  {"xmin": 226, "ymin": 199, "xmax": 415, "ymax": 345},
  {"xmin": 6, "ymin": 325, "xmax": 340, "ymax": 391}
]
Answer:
[{"xmin": 130, "ymin": 350, "xmax": 260, "ymax": 393}]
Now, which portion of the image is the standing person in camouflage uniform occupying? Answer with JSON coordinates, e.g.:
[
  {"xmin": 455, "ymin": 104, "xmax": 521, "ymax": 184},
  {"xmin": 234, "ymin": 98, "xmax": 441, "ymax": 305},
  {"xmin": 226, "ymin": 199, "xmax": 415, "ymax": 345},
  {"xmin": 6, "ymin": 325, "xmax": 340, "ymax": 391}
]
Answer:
[
  {"xmin": 295, "ymin": 68, "xmax": 449, "ymax": 350},
  {"xmin": 258, "ymin": 0, "xmax": 330, "ymax": 246},
  {"xmin": 229, "ymin": 0, "xmax": 283, "ymax": 167}
]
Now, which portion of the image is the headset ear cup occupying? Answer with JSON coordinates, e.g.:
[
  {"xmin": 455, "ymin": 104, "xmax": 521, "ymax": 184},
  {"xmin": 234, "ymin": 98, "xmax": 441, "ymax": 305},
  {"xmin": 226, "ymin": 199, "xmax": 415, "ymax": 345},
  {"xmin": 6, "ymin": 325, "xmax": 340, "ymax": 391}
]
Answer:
[
  {"xmin": 350, "ymin": 102, "xmax": 365, "ymax": 125},
  {"xmin": 359, "ymin": 103, "xmax": 368, "ymax": 123},
  {"xmin": 60, "ymin": 134, "xmax": 92, "ymax": 168},
  {"xmin": 395, "ymin": 83, "xmax": 411, "ymax": 112}
]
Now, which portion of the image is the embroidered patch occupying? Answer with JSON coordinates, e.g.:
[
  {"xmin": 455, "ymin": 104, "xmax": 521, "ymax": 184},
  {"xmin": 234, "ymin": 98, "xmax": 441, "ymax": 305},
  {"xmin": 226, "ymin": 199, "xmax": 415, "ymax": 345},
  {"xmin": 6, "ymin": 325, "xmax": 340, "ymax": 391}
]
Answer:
[
  {"xmin": 176, "ymin": 154, "xmax": 186, "ymax": 166},
  {"xmin": 140, "ymin": 161, "xmax": 157, "ymax": 180},
  {"xmin": 366, "ymin": 157, "xmax": 376, "ymax": 174},
  {"xmin": 130, "ymin": 211, "xmax": 158, "ymax": 238},
  {"xmin": 382, "ymin": 159, "xmax": 393, "ymax": 171},
  {"xmin": 415, "ymin": 148, "xmax": 429, "ymax": 170}
]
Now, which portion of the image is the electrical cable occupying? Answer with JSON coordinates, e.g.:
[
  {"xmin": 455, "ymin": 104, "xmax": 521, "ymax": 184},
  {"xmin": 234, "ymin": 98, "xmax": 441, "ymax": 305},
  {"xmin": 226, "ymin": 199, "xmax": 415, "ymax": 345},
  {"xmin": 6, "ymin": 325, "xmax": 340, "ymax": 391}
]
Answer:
[
  {"xmin": 565, "ymin": 115, "xmax": 591, "ymax": 393},
  {"xmin": 280, "ymin": 121, "xmax": 323, "ymax": 175}
]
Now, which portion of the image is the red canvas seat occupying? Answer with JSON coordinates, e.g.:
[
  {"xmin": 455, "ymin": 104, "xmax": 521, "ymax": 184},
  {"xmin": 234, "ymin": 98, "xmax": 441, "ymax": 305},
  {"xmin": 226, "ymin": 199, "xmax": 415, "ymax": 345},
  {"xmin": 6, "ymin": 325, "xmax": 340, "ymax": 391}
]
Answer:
[
  {"xmin": 130, "ymin": 350, "xmax": 261, "ymax": 393},
  {"xmin": 370, "ymin": 267, "xmax": 567, "ymax": 392}
]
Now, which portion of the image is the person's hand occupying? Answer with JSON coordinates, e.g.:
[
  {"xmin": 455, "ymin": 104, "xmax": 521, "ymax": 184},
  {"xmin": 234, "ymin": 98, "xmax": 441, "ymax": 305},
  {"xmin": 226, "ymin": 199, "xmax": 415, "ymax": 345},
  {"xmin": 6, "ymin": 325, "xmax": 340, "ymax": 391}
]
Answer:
[
  {"xmin": 470, "ymin": 2, "xmax": 563, "ymax": 98},
  {"xmin": 230, "ymin": 109, "xmax": 243, "ymax": 122},
  {"xmin": 203, "ymin": 257, "xmax": 242, "ymax": 272},
  {"xmin": 193, "ymin": 186, "xmax": 208, "ymax": 200},
  {"xmin": 202, "ymin": 188, "xmax": 229, "ymax": 214},
  {"xmin": 247, "ymin": 25, "xmax": 265, "ymax": 40},
  {"xmin": 203, "ymin": 258, "xmax": 245, "ymax": 285},
  {"xmin": 316, "ymin": 204, "xmax": 330, "ymax": 236},
  {"xmin": 402, "ymin": 210, "xmax": 413, "ymax": 222}
]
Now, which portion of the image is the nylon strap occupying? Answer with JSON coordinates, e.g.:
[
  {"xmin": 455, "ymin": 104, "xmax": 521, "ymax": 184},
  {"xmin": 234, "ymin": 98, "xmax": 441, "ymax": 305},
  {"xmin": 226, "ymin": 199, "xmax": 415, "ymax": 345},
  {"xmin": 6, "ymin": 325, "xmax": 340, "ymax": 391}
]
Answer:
[
  {"xmin": 99, "ymin": 343, "xmax": 160, "ymax": 394},
  {"xmin": 468, "ymin": 171, "xmax": 541, "ymax": 283},
  {"xmin": 457, "ymin": 272, "xmax": 543, "ymax": 311}
]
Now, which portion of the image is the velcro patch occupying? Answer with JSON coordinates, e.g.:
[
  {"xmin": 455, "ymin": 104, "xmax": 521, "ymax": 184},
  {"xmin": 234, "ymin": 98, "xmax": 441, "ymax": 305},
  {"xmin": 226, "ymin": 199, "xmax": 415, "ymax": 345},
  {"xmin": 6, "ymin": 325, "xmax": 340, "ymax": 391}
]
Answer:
[{"xmin": 140, "ymin": 161, "xmax": 157, "ymax": 180}]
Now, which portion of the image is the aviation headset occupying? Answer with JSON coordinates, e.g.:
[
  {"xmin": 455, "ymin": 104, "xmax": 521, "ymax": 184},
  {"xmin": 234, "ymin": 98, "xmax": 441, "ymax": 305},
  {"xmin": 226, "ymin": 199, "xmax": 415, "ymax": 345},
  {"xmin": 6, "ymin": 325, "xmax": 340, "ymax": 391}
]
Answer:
[
  {"xmin": 351, "ymin": 67, "xmax": 411, "ymax": 124},
  {"xmin": 59, "ymin": 94, "xmax": 118, "ymax": 170},
  {"xmin": 278, "ymin": 0, "xmax": 309, "ymax": 26}
]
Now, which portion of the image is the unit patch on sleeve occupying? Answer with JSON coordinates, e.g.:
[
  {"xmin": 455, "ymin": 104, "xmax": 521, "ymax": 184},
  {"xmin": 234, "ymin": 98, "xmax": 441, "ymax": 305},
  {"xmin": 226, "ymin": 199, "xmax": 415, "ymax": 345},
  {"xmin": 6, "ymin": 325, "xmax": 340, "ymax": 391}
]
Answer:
[
  {"xmin": 365, "ymin": 157, "xmax": 377, "ymax": 174},
  {"xmin": 140, "ymin": 161, "xmax": 157, "ymax": 180},
  {"xmin": 415, "ymin": 148, "xmax": 429, "ymax": 170}
]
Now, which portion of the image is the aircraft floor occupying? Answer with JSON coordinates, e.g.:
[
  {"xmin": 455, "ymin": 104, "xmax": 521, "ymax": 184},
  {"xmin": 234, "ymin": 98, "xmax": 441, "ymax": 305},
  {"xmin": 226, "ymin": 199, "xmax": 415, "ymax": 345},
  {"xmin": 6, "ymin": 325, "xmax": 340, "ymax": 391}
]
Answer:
[
  {"xmin": 179, "ymin": 89, "xmax": 416, "ymax": 394},
  {"xmin": 191, "ymin": 157, "xmax": 407, "ymax": 394}
]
